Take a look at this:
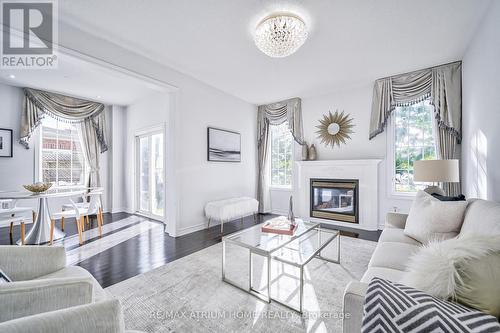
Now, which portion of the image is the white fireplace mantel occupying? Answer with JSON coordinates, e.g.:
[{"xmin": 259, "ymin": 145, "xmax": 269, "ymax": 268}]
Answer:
[{"xmin": 293, "ymin": 159, "xmax": 382, "ymax": 230}]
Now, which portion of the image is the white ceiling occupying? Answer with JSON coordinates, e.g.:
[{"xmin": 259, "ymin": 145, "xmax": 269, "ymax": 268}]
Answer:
[
  {"xmin": 0, "ymin": 45, "xmax": 167, "ymax": 105},
  {"xmin": 57, "ymin": 0, "xmax": 490, "ymax": 104},
  {"xmin": 5, "ymin": 1, "xmax": 491, "ymax": 105}
]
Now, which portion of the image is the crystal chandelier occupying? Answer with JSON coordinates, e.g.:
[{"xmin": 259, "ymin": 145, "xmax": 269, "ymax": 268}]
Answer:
[{"xmin": 254, "ymin": 13, "xmax": 308, "ymax": 58}]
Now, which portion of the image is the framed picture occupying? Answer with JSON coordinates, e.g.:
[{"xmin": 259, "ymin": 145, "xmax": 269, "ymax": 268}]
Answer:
[
  {"xmin": 0, "ymin": 128, "xmax": 13, "ymax": 158},
  {"xmin": 207, "ymin": 127, "xmax": 241, "ymax": 162}
]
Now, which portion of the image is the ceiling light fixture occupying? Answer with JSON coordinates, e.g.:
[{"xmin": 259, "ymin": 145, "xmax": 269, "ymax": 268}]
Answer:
[
  {"xmin": 9, "ymin": 74, "xmax": 16, "ymax": 79},
  {"xmin": 254, "ymin": 12, "xmax": 308, "ymax": 58}
]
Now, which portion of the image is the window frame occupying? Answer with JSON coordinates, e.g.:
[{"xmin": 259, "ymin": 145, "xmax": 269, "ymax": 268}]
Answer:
[
  {"xmin": 269, "ymin": 122, "xmax": 294, "ymax": 190},
  {"xmin": 35, "ymin": 118, "xmax": 89, "ymax": 188},
  {"xmin": 133, "ymin": 124, "xmax": 167, "ymax": 222},
  {"xmin": 387, "ymin": 100, "xmax": 437, "ymax": 199}
]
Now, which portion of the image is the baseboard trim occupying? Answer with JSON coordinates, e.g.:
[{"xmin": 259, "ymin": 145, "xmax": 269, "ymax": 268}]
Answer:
[
  {"xmin": 111, "ymin": 208, "xmax": 129, "ymax": 214},
  {"xmin": 177, "ymin": 222, "xmax": 208, "ymax": 237}
]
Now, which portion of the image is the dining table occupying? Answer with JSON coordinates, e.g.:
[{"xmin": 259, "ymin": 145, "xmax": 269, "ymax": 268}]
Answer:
[{"xmin": 0, "ymin": 187, "xmax": 93, "ymax": 245}]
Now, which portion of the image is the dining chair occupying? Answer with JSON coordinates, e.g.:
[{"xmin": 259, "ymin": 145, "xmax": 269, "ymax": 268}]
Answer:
[
  {"xmin": 0, "ymin": 200, "xmax": 35, "ymax": 245},
  {"xmin": 60, "ymin": 188, "xmax": 103, "ymax": 231},
  {"xmin": 0, "ymin": 216, "xmax": 30, "ymax": 245},
  {"xmin": 50, "ymin": 199, "xmax": 85, "ymax": 245},
  {"xmin": 84, "ymin": 189, "xmax": 104, "ymax": 237}
]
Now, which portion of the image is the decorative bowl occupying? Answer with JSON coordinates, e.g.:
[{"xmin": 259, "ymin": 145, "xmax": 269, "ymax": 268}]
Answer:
[{"xmin": 23, "ymin": 182, "xmax": 52, "ymax": 193}]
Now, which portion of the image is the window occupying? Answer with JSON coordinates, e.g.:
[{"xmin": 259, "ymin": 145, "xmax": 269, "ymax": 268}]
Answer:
[
  {"xmin": 392, "ymin": 100, "xmax": 436, "ymax": 194},
  {"xmin": 270, "ymin": 122, "xmax": 293, "ymax": 188},
  {"xmin": 39, "ymin": 117, "xmax": 87, "ymax": 187}
]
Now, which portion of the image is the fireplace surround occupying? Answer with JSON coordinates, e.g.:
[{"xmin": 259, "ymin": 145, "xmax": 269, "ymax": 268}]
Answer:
[
  {"xmin": 293, "ymin": 160, "xmax": 381, "ymax": 230},
  {"xmin": 310, "ymin": 179, "xmax": 359, "ymax": 223}
]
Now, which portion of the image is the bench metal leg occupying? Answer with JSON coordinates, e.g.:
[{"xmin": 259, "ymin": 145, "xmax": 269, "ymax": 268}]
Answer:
[{"xmin": 207, "ymin": 218, "xmax": 211, "ymax": 228}]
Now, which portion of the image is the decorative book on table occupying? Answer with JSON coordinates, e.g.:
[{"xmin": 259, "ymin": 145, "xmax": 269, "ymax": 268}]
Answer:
[{"xmin": 261, "ymin": 216, "xmax": 298, "ymax": 235}]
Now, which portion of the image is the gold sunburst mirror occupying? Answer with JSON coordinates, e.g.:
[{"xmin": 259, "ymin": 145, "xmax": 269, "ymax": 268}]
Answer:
[{"xmin": 316, "ymin": 110, "xmax": 355, "ymax": 148}]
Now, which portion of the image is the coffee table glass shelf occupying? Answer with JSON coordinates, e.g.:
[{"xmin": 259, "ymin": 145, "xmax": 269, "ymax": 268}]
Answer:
[{"xmin": 222, "ymin": 219, "xmax": 340, "ymax": 313}]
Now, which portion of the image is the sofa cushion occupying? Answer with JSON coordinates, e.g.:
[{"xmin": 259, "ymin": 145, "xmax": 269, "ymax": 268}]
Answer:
[
  {"xmin": 460, "ymin": 199, "xmax": 500, "ymax": 237},
  {"xmin": 404, "ymin": 191, "xmax": 468, "ymax": 244},
  {"xmin": 368, "ymin": 242, "xmax": 420, "ymax": 271},
  {"xmin": 35, "ymin": 266, "xmax": 110, "ymax": 302},
  {"xmin": 378, "ymin": 228, "xmax": 421, "ymax": 246},
  {"xmin": 361, "ymin": 278, "xmax": 500, "ymax": 333},
  {"xmin": 360, "ymin": 267, "xmax": 405, "ymax": 284}
]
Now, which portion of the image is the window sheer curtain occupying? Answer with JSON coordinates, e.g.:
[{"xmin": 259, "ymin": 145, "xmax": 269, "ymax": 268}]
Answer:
[
  {"xmin": 20, "ymin": 88, "xmax": 108, "ymax": 187},
  {"xmin": 369, "ymin": 62, "xmax": 462, "ymax": 195},
  {"xmin": 257, "ymin": 97, "xmax": 304, "ymax": 213}
]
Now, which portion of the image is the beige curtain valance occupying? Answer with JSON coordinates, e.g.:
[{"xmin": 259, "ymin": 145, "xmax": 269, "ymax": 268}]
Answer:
[
  {"xmin": 257, "ymin": 97, "xmax": 305, "ymax": 145},
  {"xmin": 369, "ymin": 61, "xmax": 462, "ymax": 142},
  {"xmin": 20, "ymin": 88, "xmax": 108, "ymax": 153}
]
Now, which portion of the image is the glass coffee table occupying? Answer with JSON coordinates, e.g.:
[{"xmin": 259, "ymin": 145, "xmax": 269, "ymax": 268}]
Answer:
[{"xmin": 222, "ymin": 219, "xmax": 340, "ymax": 313}]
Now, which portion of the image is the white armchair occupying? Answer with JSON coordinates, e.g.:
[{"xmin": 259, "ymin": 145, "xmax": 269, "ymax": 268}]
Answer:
[
  {"xmin": 0, "ymin": 299, "xmax": 135, "ymax": 333},
  {"xmin": 0, "ymin": 246, "xmax": 139, "ymax": 332},
  {"xmin": 0, "ymin": 277, "xmax": 94, "ymax": 322}
]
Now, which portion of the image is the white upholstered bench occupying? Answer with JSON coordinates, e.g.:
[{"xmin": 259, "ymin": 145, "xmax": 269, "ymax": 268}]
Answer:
[{"xmin": 204, "ymin": 197, "xmax": 259, "ymax": 233}]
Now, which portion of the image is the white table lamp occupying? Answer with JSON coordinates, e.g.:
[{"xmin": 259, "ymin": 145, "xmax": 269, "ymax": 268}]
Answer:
[{"xmin": 413, "ymin": 159, "xmax": 459, "ymax": 195}]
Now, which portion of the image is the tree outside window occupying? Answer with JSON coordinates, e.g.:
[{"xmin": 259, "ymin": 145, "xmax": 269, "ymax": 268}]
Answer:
[
  {"xmin": 393, "ymin": 100, "xmax": 436, "ymax": 193},
  {"xmin": 270, "ymin": 122, "xmax": 293, "ymax": 188}
]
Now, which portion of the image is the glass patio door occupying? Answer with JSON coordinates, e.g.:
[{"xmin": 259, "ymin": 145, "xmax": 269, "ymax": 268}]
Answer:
[{"xmin": 136, "ymin": 131, "xmax": 164, "ymax": 219}]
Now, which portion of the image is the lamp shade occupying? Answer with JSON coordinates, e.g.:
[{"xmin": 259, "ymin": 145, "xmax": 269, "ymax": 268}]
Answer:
[{"xmin": 413, "ymin": 159, "xmax": 459, "ymax": 183}]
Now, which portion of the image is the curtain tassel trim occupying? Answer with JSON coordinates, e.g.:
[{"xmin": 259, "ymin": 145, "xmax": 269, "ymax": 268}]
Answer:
[
  {"xmin": 20, "ymin": 88, "xmax": 108, "ymax": 152},
  {"xmin": 393, "ymin": 93, "xmax": 431, "ymax": 108}
]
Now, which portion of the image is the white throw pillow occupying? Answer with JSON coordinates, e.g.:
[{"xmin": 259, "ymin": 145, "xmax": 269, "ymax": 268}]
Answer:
[
  {"xmin": 401, "ymin": 234, "xmax": 500, "ymax": 317},
  {"xmin": 404, "ymin": 191, "xmax": 468, "ymax": 244}
]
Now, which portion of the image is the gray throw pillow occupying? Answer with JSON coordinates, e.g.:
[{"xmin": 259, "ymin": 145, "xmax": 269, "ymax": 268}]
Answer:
[
  {"xmin": 362, "ymin": 278, "xmax": 500, "ymax": 333},
  {"xmin": 0, "ymin": 268, "xmax": 12, "ymax": 283}
]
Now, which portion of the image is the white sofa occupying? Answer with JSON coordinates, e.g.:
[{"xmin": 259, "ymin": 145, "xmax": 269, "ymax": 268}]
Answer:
[
  {"xmin": 342, "ymin": 198, "xmax": 500, "ymax": 333},
  {"xmin": 0, "ymin": 246, "xmax": 141, "ymax": 332}
]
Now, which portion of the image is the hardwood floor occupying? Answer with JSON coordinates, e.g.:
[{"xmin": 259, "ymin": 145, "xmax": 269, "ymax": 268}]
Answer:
[{"xmin": 0, "ymin": 212, "xmax": 381, "ymax": 288}]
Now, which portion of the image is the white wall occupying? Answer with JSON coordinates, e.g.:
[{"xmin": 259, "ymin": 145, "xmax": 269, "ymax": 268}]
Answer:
[
  {"xmin": 124, "ymin": 86, "xmax": 256, "ymax": 237},
  {"xmin": 110, "ymin": 105, "xmax": 127, "ymax": 213},
  {"xmin": 462, "ymin": 1, "xmax": 500, "ymax": 202},
  {"xmin": 124, "ymin": 91, "xmax": 170, "ymax": 225},
  {"xmin": 270, "ymin": 85, "xmax": 413, "ymax": 227},
  {"xmin": 0, "ymin": 84, "xmax": 32, "ymax": 191},
  {"xmin": 175, "ymin": 83, "xmax": 256, "ymax": 236}
]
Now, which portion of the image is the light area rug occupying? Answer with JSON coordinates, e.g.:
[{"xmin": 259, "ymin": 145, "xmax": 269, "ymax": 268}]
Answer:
[{"xmin": 106, "ymin": 236, "xmax": 376, "ymax": 333}]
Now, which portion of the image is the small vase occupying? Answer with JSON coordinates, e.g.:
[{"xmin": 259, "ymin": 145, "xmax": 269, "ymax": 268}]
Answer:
[
  {"xmin": 308, "ymin": 144, "xmax": 317, "ymax": 160},
  {"xmin": 287, "ymin": 195, "xmax": 295, "ymax": 223},
  {"xmin": 301, "ymin": 142, "xmax": 309, "ymax": 161}
]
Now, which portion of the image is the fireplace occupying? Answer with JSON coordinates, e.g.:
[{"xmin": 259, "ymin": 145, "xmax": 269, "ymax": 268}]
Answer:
[{"xmin": 310, "ymin": 178, "xmax": 359, "ymax": 224}]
